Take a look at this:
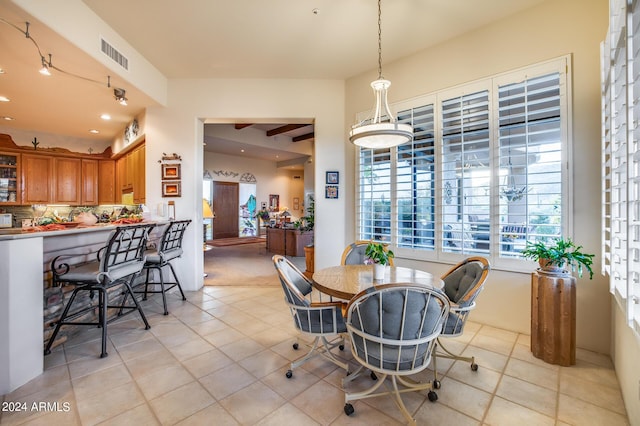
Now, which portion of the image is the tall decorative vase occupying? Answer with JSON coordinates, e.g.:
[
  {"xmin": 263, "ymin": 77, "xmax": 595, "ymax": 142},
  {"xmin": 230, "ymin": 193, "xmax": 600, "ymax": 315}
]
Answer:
[{"xmin": 373, "ymin": 263, "xmax": 385, "ymax": 280}]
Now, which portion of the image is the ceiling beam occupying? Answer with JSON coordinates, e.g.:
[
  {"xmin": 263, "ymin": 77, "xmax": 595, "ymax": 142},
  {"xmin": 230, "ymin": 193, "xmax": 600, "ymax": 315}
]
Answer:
[
  {"xmin": 266, "ymin": 124, "xmax": 308, "ymax": 136},
  {"xmin": 292, "ymin": 132, "xmax": 314, "ymax": 142},
  {"xmin": 234, "ymin": 123, "xmax": 253, "ymax": 130}
]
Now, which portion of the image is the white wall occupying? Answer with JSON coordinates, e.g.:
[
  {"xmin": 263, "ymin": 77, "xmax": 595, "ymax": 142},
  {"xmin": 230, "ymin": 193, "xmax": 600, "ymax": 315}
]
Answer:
[
  {"xmin": 345, "ymin": 0, "xmax": 610, "ymax": 352},
  {"xmin": 144, "ymin": 78, "xmax": 345, "ymax": 291}
]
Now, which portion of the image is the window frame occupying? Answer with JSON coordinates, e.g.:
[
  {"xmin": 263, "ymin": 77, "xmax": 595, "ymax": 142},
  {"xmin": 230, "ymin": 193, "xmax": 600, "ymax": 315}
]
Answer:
[{"xmin": 354, "ymin": 55, "xmax": 572, "ymax": 273}]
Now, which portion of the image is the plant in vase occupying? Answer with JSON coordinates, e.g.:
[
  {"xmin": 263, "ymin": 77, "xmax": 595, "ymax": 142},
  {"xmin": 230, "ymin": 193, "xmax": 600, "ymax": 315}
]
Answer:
[
  {"xmin": 521, "ymin": 237, "xmax": 595, "ymax": 279},
  {"xmin": 365, "ymin": 241, "xmax": 394, "ymax": 280},
  {"xmin": 256, "ymin": 209, "xmax": 270, "ymax": 223}
]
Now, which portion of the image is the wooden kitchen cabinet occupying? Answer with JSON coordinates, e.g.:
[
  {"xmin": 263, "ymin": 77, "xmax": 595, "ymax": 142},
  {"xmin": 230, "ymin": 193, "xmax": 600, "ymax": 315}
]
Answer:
[
  {"xmin": 0, "ymin": 151, "xmax": 20, "ymax": 205},
  {"xmin": 115, "ymin": 142, "xmax": 145, "ymax": 204},
  {"xmin": 81, "ymin": 159, "xmax": 99, "ymax": 205},
  {"xmin": 54, "ymin": 157, "xmax": 82, "ymax": 204},
  {"xmin": 133, "ymin": 144, "xmax": 145, "ymax": 204},
  {"xmin": 22, "ymin": 154, "xmax": 53, "ymax": 204},
  {"xmin": 98, "ymin": 160, "xmax": 116, "ymax": 204}
]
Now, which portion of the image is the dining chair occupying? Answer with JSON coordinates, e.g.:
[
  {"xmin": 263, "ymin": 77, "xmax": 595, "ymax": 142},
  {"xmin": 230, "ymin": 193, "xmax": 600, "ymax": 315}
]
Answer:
[
  {"xmin": 44, "ymin": 223, "xmax": 156, "ymax": 358},
  {"xmin": 340, "ymin": 240, "xmax": 395, "ymax": 266},
  {"xmin": 342, "ymin": 284, "xmax": 449, "ymax": 425},
  {"xmin": 135, "ymin": 219, "xmax": 191, "ymax": 315},
  {"xmin": 272, "ymin": 254, "xmax": 350, "ymax": 378},
  {"xmin": 431, "ymin": 256, "xmax": 491, "ymax": 388}
]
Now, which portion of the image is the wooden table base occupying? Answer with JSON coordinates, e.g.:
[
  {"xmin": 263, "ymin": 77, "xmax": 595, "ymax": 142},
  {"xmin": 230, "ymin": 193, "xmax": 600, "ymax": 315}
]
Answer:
[{"xmin": 530, "ymin": 271, "xmax": 576, "ymax": 366}]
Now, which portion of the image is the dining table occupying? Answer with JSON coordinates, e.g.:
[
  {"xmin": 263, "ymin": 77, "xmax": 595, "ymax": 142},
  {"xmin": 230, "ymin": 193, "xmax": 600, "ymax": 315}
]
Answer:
[{"xmin": 312, "ymin": 264, "xmax": 444, "ymax": 301}]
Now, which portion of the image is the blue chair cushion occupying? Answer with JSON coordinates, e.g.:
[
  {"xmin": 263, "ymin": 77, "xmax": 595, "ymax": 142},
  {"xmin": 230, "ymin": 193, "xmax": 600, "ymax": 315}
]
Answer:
[
  {"xmin": 344, "ymin": 244, "xmax": 367, "ymax": 265},
  {"xmin": 443, "ymin": 262, "xmax": 483, "ymax": 307},
  {"xmin": 350, "ymin": 290, "xmax": 443, "ymax": 371}
]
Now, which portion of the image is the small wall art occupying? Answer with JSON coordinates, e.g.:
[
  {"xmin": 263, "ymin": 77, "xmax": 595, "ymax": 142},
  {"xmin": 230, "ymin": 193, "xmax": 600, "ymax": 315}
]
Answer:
[
  {"xmin": 162, "ymin": 163, "xmax": 181, "ymax": 180},
  {"xmin": 325, "ymin": 185, "xmax": 339, "ymax": 199},
  {"xmin": 162, "ymin": 181, "xmax": 181, "ymax": 197},
  {"xmin": 326, "ymin": 171, "xmax": 339, "ymax": 184}
]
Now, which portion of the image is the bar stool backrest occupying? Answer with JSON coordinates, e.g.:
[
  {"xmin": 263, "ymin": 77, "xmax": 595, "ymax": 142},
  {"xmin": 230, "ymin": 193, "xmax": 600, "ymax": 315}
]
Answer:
[
  {"xmin": 100, "ymin": 223, "xmax": 156, "ymax": 282},
  {"xmin": 157, "ymin": 220, "xmax": 192, "ymax": 261}
]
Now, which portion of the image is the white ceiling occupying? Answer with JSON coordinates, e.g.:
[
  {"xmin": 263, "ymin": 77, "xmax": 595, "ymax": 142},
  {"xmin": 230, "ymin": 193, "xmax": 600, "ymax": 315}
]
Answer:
[{"xmin": 0, "ymin": 0, "xmax": 545, "ymax": 156}]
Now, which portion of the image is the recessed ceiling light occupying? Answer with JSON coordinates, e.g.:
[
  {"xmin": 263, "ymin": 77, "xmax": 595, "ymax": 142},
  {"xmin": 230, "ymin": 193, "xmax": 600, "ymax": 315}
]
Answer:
[
  {"xmin": 89, "ymin": 129, "xmax": 99, "ymax": 134},
  {"xmin": 100, "ymin": 114, "xmax": 111, "ymax": 120},
  {"xmin": 241, "ymin": 149, "xmax": 245, "ymax": 153},
  {"xmin": 0, "ymin": 68, "xmax": 5, "ymax": 74},
  {"xmin": 1, "ymin": 116, "xmax": 14, "ymax": 121},
  {"xmin": 0, "ymin": 96, "xmax": 9, "ymax": 102}
]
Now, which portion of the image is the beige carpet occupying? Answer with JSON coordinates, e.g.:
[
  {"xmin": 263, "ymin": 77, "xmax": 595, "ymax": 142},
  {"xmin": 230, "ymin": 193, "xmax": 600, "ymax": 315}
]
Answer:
[{"xmin": 203, "ymin": 242, "xmax": 306, "ymax": 286}]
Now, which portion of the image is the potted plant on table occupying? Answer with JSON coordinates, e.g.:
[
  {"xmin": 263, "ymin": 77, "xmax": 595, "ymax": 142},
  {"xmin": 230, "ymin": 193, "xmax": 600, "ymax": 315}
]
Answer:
[
  {"xmin": 365, "ymin": 241, "xmax": 395, "ymax": 280},
  {"xmin": 521, "ymin": 236, "xmax": 595, "ymax": 279}
]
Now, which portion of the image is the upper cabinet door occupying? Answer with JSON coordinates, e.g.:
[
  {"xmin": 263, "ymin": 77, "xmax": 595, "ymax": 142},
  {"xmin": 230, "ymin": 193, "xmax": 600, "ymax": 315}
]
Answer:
[
  {"xmin": 0, "ymin": 152, "xmax": 20, "ymax": 205},
  {"xmin": 22, "ymin": 154, "xmax": 53, "ymax": 204},
  {"xmin": 81, "ymin": 159, "xmax": 99, "ymax": 205},
  {"xmin": 54, "ymin": 157, "xmax": 81, "ymax": 205},
  {"xmin": 98, "ymin": 160, "xmax": 116, "ymax": 205}
]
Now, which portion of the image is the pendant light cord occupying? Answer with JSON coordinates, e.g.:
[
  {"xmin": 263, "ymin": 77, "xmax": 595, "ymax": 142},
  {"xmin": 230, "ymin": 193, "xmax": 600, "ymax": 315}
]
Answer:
[{"xmin": 377, "ymin": 0, "xmax": 383, "ymax": 79}]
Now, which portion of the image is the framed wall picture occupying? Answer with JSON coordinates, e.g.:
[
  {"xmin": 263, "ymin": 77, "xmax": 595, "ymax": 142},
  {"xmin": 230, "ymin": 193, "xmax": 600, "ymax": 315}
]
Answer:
[
  {"xmin": 161, "ymin": 163, "xmax": 181, "ymax": 180},
  {"xmin": 293, "ymin": 197, "xmax": 300, "ymax": 211},
  {"xmin": 326, "ymin": 171, "xmax": 339, "ymax": 184},
  {"xmin": 162, "ymin": 181, "xmax": 181, "ymax": 197},
  {"xmin": 325, "ymin": 185, "xmax": 339, "ymax": 199},
  {"xmin": 269, "ymin": 194, "xmax": 279, "ymax": 211}
]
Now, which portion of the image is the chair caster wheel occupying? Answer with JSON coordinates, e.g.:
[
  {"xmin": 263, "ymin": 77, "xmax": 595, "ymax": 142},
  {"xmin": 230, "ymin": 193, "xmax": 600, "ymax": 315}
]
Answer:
[
  {"xmin": 293, "ymin": 343, "xmax": 299, "ymax": 350},
  {"xmin": 44, "ymin": 349, "xmax": 51, "ymax": 356},
  {"xmin": 433, "ymin": 380, "xmax": 441, "ymax": 389},
  {"xmin": 339, "ymin": 344, "xmax": 345, "ymax": 351},
  {"xmin": 428, "ymin": 390, "xmax": 438, "ymax": 402},
  {"xmin": 145, "ymin": 325, "xmax": 151, "ymax": 330},
  {"xmin": 344, "ymin": 403, "xmax": 354, "ymax": 416},
  {"xmin": 285, "ymin": 370, "xmax": 293, "ymax": 378},
  {"xmin": 370, "ymin": 371, "xmax": 377, "ymax": 381},
  {"xmin": 471, "ymin": 363, "xmax": 478, "ymax": 371}
]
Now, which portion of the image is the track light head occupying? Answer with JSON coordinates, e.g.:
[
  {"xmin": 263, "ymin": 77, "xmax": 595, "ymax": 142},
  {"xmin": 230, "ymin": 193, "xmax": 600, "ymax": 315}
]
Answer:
[
  {"xmin": 39, "ymin": 56, "xmax": 50, "ymax": 76},
  {"xmin": 113, "ymin": 88, "xmax": 127, "ymax": 105}
]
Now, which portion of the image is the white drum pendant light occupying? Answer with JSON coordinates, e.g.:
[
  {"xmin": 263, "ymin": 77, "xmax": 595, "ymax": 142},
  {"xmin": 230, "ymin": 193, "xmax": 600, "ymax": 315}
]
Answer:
[{"xmin": 349, "ymin": 0, "xmax": 413, "ymax": 149}]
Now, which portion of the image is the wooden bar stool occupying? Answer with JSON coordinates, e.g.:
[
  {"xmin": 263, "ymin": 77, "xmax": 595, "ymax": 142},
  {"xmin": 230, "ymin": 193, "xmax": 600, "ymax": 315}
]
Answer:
[{"xmin": 44, "ymin": 223, "xmax": 156, "ymax": 358}]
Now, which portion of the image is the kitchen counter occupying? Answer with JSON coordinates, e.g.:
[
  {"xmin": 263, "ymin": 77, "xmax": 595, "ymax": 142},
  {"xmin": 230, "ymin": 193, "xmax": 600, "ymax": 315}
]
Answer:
[
  {"xmin": 0, "ymin": 223, "xmax": 118, "ymax": 240},
  {"xmin": 0, "ymin": 221, "xmax": 165, "ymax": 394}
]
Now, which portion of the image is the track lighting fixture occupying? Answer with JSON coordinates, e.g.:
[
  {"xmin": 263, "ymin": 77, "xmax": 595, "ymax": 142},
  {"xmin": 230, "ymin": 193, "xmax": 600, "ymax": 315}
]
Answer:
[
  {"xmin": 113, "ymin": 88, "xmax": 128, "ymax": 106},
  {"xmin": 38, "ymin": 55, "xmax": 50, "ymax": 76},
  {"xmin": 1, "ymin": 18, "xmax": 132, "ymax": 105}
]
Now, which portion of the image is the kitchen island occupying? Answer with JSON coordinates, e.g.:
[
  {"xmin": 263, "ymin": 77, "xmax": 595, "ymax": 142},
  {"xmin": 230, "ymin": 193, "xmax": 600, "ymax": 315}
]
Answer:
[{"xmin": 0, "ymin": 223, "xmax": 163, "ymax": 394}]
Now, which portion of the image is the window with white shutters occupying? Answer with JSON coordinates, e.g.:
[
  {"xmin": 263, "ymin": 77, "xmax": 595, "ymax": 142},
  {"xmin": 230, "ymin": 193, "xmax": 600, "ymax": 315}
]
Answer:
[
  {"xmin": 602, "ymin": 0, "xmax": 640, "ymax": 335},
  {"xmin": 441, "ymin": 90, "xmax": 491, "ymax": 255},
  {"xmin": 355, "ymin": 56, "xmax": 570, "ymax": 269},
  {"xmin": 396, "ymin": 104, "xmax": 436, "ymax": 251},
  {"xmin": 497, "ymin": 73, "xmax": 563, "ymax": 258},
  {"xmin": 358, "ymin": 148, "xmax": 392, "ymax": 243}
]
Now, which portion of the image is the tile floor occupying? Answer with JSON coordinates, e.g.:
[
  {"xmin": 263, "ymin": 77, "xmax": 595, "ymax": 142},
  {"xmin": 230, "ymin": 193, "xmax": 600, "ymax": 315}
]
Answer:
[{"xmin": 0, "ymin": 253, "xmax": 631, "ymax": 425}]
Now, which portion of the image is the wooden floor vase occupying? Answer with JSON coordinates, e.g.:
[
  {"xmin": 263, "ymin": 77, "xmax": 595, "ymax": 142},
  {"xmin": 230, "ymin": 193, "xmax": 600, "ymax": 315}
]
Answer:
[{"xmin": 530, "ymin": 271, "xmax": 576, "ymax": 366}]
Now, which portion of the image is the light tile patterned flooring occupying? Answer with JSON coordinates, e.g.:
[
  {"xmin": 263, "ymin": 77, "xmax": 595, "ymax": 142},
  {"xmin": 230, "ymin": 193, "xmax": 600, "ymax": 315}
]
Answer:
[{"xmin": 0, "ymin": 257, "xmax": 631, "ymax": 425}]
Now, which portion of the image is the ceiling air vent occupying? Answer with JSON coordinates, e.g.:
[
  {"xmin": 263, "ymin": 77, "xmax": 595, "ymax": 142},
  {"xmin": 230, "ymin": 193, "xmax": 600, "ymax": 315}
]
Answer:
[{"xmin": 100, "ymin": 38, "xmax": 129, "ymax": 71}]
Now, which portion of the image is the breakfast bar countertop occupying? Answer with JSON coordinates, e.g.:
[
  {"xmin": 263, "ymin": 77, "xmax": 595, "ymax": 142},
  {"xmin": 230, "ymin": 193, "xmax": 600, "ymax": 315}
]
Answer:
[{"xmin": 0, "ymin": 223, "xmax": 119, "ymax": 240}]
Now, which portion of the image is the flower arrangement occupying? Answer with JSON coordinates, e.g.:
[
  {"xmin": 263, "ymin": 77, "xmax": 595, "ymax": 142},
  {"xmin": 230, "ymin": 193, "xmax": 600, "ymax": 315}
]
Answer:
[
  {"xmin": 521, "ymin": 237, "xmax": 595, "ymax": 279},
  {"xmin": 256, "ymin": 209, "xmax": 270, "ymax": 222},
  {"xmin": 364, "ymin": 241, "xmax": 395, "ymax": 266}
]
